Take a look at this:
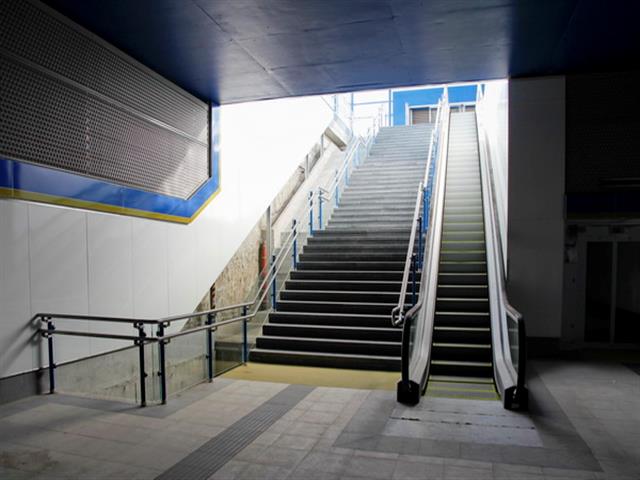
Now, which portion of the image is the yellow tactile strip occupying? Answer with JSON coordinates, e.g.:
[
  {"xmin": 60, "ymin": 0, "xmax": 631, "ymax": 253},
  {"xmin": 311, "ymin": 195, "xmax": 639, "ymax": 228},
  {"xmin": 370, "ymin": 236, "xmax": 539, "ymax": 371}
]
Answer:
[{"xmin": 222, "ymin": 362, "xmax": 398, "ymax": 391}]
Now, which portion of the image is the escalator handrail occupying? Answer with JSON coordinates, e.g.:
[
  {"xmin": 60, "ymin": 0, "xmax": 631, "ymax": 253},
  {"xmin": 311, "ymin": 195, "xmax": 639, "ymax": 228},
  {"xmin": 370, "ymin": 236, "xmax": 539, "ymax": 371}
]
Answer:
[
  {"xmin": 475, "ymin": 96, "xmax": 527, "ymax": 408},
  {"xmin": 396, "ymin": 102, "xmax": 451, "ymax": 403}
]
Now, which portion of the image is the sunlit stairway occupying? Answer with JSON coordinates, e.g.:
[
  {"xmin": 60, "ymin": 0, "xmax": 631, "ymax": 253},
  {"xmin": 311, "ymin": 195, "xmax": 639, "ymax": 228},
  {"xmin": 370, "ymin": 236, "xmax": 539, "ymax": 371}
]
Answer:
[
  {"xmin": 251, "ymin": 124, "xmax": 432, "ymax": 371},
  {"xmin": 426, "ymin": 111, "xmax": 498, "ymax": 400}
]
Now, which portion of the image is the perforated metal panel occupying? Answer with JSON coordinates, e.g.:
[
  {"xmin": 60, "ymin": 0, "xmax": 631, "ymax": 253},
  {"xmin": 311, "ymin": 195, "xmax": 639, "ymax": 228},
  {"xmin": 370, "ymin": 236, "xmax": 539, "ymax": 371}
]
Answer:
[{"xmin": 0, "ymin": 0, "xmax": 210, "ymax": 199}]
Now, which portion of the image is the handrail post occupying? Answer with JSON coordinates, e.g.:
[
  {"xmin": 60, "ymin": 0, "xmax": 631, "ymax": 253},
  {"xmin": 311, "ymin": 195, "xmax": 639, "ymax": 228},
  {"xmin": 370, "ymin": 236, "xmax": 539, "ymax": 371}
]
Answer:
[
  {"xmin": 271, "ymin": 254, "xmax": 277, "ymax": 310},
  {"xmin": 45, "ymin": 317, "xmax": 55, "ymax": 394},
  {"xmin": 417, "ymin": 217, "xmax": 423, "ymax": 270},
  {"xmin": 308, "ymin": 191, "xmax": 314, "ymax": 235},
  {"xmin": 135, "ymin": 323, "xmax": 147, "ymax": 407},
  {"xmin": 206, "ymin": 313, "xmax": 215, "ymax": 382},
  {"xmin": 157, "ymin": 322, "xmax": 167, "ymax": 404},
  {"xmin": 344, "ymin": 160, "xmax": 349, "ymax": 186},
  {"xmin": 318, "ymin": 188, "xmax": 323, "ymax": 230},
  {"xmin": 411, "ymin": 253, "xmax": 417, "ymax": 307},
  {"xmin": 334, "ymin": 169, "xmax": 339, "ymax": 206},
  {"xmin": 292, "ymin": 219, "xmax": 298, "ymax": 269},
  {"xmin": 242, "ymin": 305, "xmax": 248, "ymax": 364},
  {"xmin": 422, "ymin": 186, "xmax": 428, "ymax": 233}
]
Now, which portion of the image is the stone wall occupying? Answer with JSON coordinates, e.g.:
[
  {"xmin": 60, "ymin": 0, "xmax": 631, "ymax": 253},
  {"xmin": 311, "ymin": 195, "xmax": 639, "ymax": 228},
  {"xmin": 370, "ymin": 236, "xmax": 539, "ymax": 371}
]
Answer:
[{"xmin": 189, "ymin": 130, "xmax": 343, "ymax": 329}]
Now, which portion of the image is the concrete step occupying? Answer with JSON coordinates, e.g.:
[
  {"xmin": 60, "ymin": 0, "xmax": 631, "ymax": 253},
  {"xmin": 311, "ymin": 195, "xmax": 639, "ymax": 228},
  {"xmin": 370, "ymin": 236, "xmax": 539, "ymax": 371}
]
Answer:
[
  {"xmin": 326, "ymin": 223, "xmax": 413, "ymax": 232},
  {"xmin": 276, "ymin": 299, "xmax": 402, "ymax": 315},
  {"xmin": 311, "ymin": 230, "xmax": 412, "ymax": 240},
  {"xmin": 255, "ymin": 336, "xmax": 400, "ymax": 357},
  {"xmin": 334, "ymin": 205, "xmax": 416, "ymax": 214},
  {"xmin": 324, "ymin": 225, "xmax": 412, "ymax": 233},
  {"xmin": 249, "ymin": 349, "xmax": 400, "ymax": 371},
  {"xmin": 297, "ymin": 260, "xmax": 405, "ymax": 272},
  {"xmin": 289, "ymin": 270, "xmax": 414, "ymax": 282},
  {"xmin": 307, "ymin": 234, "xmax": 411, "ymax": 244},
  {"xmin": 262, "ymin": 323, "xmax": 402, "ymax": 342},
  {"xmin": 299, "ymin": 252, "xmax": 407, "ymax": 262},
  {"xmin": 280, "ymin": 289, "xmax": 410, "ymax": 305},
  {"xmin": 268, "ymin": 311, "xmax": 391, "ymax": 328},
  {"xmin": 303, "ymin": 244, "xmax": 411, "ymax": 254},
  {"xmin": 285, "ymin": 279, "xmax": 406, "ymax": 292}
]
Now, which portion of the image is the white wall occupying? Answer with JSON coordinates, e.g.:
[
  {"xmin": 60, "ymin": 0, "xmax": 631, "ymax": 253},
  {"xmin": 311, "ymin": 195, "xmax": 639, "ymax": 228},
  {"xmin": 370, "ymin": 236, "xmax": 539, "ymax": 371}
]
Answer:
[
  {"xmin": 478, "ymin": 80, "xmax": 509, "ymax": 260},
  {"xmin": 507, "ymin": 77, "xmax": 565, "ymax": 338},
  {"xmin": 0, "ymin": 95, "xmax": 333, "ymax": 378}
]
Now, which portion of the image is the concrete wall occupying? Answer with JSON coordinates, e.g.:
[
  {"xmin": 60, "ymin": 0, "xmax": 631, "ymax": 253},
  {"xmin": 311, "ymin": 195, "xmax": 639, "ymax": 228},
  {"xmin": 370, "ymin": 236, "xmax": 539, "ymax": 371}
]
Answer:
[
  {"xmin": 507, "ymin": 77, "xmax": 566, "ymax": 339},
  {"xmin": 0, "ymin": 95, "xmax": 333, "ymax": 379}
]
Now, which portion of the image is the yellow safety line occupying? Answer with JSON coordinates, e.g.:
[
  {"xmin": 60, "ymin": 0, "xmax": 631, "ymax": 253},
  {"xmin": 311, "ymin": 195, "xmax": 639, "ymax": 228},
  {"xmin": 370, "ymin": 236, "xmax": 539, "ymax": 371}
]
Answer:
[{"xmin": 222, "ymin": 362, "xmax": 398, "ymax": 391}]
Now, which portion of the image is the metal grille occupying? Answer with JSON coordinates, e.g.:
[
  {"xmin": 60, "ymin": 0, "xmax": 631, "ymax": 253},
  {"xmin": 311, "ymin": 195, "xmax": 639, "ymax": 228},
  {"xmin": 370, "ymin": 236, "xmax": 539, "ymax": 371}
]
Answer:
[
  {"xmin": 567, "ymin": 72, "xmax": 640, "ymax": 194},
  {"xmin": 0, "ymin": 0, "xmax": 209, "ymax": 199}
]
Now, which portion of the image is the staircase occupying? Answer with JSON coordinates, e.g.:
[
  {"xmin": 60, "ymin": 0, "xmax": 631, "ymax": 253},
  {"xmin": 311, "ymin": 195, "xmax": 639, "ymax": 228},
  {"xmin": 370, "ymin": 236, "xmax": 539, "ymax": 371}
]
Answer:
[
  {"xmin": 427, "ymin": 111, "xmax": 497, "ymax": 400},
  {"xmin": 251, "ymin": 123, "xmax": 433, "ymax": 371}
]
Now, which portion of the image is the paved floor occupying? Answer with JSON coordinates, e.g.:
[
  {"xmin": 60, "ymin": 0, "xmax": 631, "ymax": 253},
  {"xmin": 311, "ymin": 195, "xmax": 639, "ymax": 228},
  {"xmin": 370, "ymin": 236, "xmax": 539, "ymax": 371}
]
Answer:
[{"xmin": 0, "ymin": 360, "xmax": 639, "ymax": 479}]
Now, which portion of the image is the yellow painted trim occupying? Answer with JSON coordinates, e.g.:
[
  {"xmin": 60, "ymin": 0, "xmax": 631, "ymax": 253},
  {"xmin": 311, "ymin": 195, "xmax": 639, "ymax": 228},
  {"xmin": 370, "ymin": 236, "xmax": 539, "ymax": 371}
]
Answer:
[
  {"xmin": 428, "ymin": 385, "xmax": 496, "ymax": 393},
  {"xmin": 426, "ymin": 393, "xmax": 499, "ymax": 401},
  {"xmin": 0, "ymin": 184, "xmax": 221, "ymax": 224},
  {"xmin": 189, "ymin": 185, "xmax": 221, "ymax": 220}
]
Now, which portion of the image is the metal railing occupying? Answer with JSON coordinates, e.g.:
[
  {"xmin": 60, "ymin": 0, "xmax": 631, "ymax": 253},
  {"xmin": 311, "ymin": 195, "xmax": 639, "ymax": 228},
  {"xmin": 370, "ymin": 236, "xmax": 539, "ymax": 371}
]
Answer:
[
  {"xmin": 476, "ymin": 85, "xmax": 527, "ymax": 410},
  {"xmin": 36, "ymin": 120, "xmax": 379, "ymax": 407}
]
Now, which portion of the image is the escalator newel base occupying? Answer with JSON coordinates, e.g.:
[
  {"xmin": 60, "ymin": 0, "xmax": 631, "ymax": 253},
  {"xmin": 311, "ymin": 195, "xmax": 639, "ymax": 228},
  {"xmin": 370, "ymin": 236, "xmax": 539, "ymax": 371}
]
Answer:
[{"xmin": 397, "ymin": 379, "xmax": 420, "ymax": 405}]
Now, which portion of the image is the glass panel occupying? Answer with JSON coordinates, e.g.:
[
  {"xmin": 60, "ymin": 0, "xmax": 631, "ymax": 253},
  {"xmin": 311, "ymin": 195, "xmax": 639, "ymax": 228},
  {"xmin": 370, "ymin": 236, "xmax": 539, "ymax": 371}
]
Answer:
[
  {"xmin": 164, "ymin": 321, "xmax": 208, "ymax": 396},
  {"xmin": 507, "ymin": 316, "xmax": 519, "ymax": 373},
  {"xmin": 54, "ymin": 322, "xmax": 161, "ymax": 405},
  {"xmin": 213, "ymin": 313, "xmax": 244, "ymax": 376},
  {"xmin": 585, "ymin": 242, "xmax": 613, "ymax": 342},
  {"xmin": 615, "ymin": 242, "xmax": 640, "ymax": 344}
]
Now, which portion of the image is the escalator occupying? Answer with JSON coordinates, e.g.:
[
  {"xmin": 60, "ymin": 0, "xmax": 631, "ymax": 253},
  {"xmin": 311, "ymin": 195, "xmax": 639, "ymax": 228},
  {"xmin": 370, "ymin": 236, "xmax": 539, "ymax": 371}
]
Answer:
[
  {"xmin": 395, "ymin": 101, "xmax": 527, "ymax": 410},
  {"xmin": 427, "ymin": 111, "xmax": 498, "ymax": 401}
]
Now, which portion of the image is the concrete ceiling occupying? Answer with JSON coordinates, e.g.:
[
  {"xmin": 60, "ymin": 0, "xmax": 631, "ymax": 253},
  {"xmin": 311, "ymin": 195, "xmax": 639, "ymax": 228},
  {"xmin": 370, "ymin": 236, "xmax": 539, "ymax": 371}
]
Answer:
[{"xmin": 43, "ymin": 0, "xmax": 640, "ymax": 104}]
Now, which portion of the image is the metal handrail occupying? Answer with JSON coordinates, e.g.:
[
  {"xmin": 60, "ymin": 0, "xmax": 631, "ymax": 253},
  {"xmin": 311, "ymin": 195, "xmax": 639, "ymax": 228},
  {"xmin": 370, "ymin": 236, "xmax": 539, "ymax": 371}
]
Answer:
[
  {"xmin": 391, "ymin": 96, "xmax": 445, "ymax": 327},
  {"xmin": 318, "ymin": 135, "xmax": 365, "ymax": 203}
]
